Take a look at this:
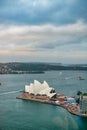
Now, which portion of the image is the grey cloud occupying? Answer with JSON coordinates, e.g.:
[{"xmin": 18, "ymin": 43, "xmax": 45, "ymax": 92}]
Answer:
[
  {"xmin": 0, "ymin": 20, "xmax": 87, "ymax": 52},
  {"xmin": 0, "ymin": 0, "xmax": 87, "ymax": 25}
]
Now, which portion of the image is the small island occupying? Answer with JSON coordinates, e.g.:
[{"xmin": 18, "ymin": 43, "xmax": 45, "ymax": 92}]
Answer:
[{"xmin": 16, "ymin": 80, "xmax": 87, "ymax": 117}]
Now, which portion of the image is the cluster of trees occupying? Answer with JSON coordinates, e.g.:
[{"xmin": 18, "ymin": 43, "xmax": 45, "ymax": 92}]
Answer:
[
  {"xmin": 1, "ymin": 62, "xmax": 87, "ymax": 71},
  {"xmin": 0, "ymin": 63, "xmax": 87, "ymax": 74},
  {"xmin": 77, "ymin": 91, "xmax": 87, "ymax": 96},
  {"xmin": 76, "ymin": 90, "xmax": 87, "ymax": 104}
]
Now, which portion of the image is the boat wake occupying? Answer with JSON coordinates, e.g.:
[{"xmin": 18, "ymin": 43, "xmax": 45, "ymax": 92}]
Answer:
[
  {"xmin": 64, "ymin": 76, "xmax": 76, "ymax": 80},
  {"xmin": 0, "ymin": 89, "xmax": 23, "ymax": 96}
]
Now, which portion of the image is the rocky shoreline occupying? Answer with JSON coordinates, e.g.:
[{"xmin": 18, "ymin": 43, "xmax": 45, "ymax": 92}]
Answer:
[{"xmin": 16, "ymin": 92, "xmax": 87, "ymax": 117}]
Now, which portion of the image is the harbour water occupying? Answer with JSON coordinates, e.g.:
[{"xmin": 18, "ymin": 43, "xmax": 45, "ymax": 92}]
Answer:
[{"xmin": 0, "ymin": 71, "xmax": 87, "ymax": 130}]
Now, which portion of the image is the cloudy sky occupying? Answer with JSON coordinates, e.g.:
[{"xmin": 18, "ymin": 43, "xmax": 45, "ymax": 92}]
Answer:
[{"xmin": 0, "ymin": 0, "xmax": 87, "ymax": 63}]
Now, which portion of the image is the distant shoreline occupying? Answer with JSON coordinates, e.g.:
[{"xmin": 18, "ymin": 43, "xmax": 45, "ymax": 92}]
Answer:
[
  {"xmin": 0, "ymin": 62, "xmax": 87, "ymax": 74},
  {"xmin": 0, "ymin": 71, "xmax": 45, "ymax": 74}
]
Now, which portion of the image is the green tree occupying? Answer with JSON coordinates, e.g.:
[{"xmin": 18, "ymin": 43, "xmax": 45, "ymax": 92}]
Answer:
[{"xmin": 77, "ymin": 90, "xmax": 82, "ymax": 96}]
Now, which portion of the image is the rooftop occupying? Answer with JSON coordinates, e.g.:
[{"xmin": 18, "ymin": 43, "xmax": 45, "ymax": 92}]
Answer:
[{"xmin": 25, "ymin": 80, "xmax": 56, "ymax": 98}]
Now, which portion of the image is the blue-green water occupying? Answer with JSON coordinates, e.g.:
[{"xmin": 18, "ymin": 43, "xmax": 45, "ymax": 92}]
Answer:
[{"xmin": 0, "ymin": 71, "xmax": 87, "ymax": 130}]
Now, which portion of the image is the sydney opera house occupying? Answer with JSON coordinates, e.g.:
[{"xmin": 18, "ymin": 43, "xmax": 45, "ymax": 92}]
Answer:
[
  {"xmin": 17, "ymin": 80, "xmax": 87, "ymax": 117},
  {"xmin": 25, "ymin": 80, "xmax": 56, "ymax": 98}
]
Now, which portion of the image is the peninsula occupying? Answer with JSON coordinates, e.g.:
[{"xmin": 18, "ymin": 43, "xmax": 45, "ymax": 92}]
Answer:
[{"xmin": 16, "ymin": 80, "xmax": 87, "ymax": 117}]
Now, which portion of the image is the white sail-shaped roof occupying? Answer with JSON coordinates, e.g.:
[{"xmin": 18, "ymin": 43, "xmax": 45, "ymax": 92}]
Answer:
[
  {"xmin": 25, "ymin": 80, "xmax": 56, "ymax": 98},
  {"xmin": 42, "ymin": 81, "xmax": 49, "ymax": 89},
  {"xmin": 33, "ymin": 80, "xmax": 42, "ymax": 94},
  {"xmin": 25, "ymin": 85, "xmax": 29, "ymax": 92},
  {"xmin": 25, "ymin": 84, "xmax": 34, "ymax": 94}
]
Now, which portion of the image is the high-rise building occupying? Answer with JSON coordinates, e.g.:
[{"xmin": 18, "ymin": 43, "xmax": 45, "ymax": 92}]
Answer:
[{"xmin": 80, "ymin": 95, "xmax": 87, "ymax": 113}]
